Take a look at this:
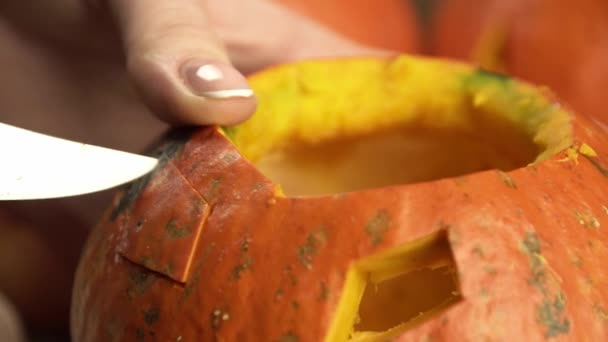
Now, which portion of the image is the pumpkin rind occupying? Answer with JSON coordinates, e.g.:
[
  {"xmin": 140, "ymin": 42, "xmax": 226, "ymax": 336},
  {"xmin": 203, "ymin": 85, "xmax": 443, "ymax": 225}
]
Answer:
[{"xmin": 71, "ymin": 56, "xmax": 608, "ymax": 341}]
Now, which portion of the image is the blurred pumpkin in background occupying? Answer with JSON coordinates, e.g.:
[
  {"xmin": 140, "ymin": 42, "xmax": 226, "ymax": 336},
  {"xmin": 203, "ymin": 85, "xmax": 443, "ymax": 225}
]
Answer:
[
  {"xmin": 430, "ymin": 0, "xmax": 608, "ymax": 126},
  {"xmin": 277, "ymin": 0, "xmax": 421, "ymax": 52}
]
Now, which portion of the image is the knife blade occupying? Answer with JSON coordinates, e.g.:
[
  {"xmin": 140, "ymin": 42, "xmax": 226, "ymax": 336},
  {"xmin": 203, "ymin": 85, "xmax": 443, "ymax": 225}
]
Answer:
[{"xmin": 0, "ymin": 122, "xmax": 158, "ymax": 200}]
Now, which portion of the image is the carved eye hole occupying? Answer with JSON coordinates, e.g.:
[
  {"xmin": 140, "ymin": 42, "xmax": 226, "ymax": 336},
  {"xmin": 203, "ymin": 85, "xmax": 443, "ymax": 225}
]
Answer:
[{"xmin": 326, "ymin": 230, "xmax": 462, "ymax": 341}]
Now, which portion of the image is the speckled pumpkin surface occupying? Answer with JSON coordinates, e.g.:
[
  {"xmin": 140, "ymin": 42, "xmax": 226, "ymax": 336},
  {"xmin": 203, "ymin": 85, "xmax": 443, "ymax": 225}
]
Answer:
[{"xmin": 71, "ymin": 56, "xmax": 608, "ymax": 342}]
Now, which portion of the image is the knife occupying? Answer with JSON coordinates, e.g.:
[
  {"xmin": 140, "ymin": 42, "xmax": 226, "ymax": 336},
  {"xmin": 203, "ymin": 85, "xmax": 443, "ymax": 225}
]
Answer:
[{"xmin": 0, "ymin": 122, "xmax": 159, "ymax": 200}]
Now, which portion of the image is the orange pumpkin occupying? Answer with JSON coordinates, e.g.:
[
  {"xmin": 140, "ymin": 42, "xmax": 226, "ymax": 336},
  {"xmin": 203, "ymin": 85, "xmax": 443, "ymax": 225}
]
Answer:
[
  {"xmin": 430, "ymin": 0, "xmax": 608, "ymax": 125},
  {"xmin": 277, "ymin": 0, "xmax": 421, "ymax": 52},
  {"xmin": 71, "ymin": 56, "xmax": 608, "ymax": 341}
]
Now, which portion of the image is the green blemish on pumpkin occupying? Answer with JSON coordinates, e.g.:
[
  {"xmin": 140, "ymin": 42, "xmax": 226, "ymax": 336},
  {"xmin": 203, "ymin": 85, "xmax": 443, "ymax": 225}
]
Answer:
[
  {"xmin": 190, "ymin": 198, "xmax": 206, "ymax": 216},
  {"xmin": 187, "ymin": 159, "xmax": 203, "ymax": 174},
  {"xmin": 231, "ymin": 238, "xmax": 253, "ymax": 280},
  {"xmin": 285, "ymin": 266, "xmax": 297, "ymax": 286},
  {"xmin": 588, "ymin": 240, "xmax": 599, "ymax": 252},
  {"xmin": 521, "ymin": 232, "xmax": 570, "ymax": 338},
  {"xmin": 479, "ymin": 288, "xmax": 490, "ymax": 298},
  {"xmin": 297, "ymin": 226, "xmax": 328, "ymax": 270},
  {"xmin": 241, "ymin": 239, "xmax": 250, "ymax": 252},
  {"xmin": 210, "ymin": 308, "xmax": 230, "ymax": 331},
  {"xmin": 110, "ymin": 177, "xmax": 151, "ymax": 222},
  {"xmin": 583, "ymin": 154, "xmax": 608, "ymax": 177},
  {"xmin": 205, "ymin": 178, "xmax": 222, "ymax": 201},
  {"xmin": 538, "ymin": 293, "xmax": 570, "ymax": 338},
  {"xmin": 231, "ymin": 255, "xmax": 253, "ymax": 280},
  {"xmin": 139, "ymin": 256, "xmax": 157, "ymax": 269},
  {"xmin": 274, "ymin": 289, "xmax": 284, "ymax": 302},
  {"xmin": 165, "ymin": 218, "xmax": 193, "ymax": 239},
  {"xmin": 252, "ymin": 181, "xmax": 266, "ymax": 192},
  {"xmin": 497, "ymin": 170, "xmax": 517, "ymax": 189},
  {"xmin": 291, "ymin": 301, "xmax": 300, "ymax": 311},
  {"xmin": 522, "ymin": 234, "xmax": 546, "ymax": 289},
  {"xmin": 278, "ymin": 332, "xmax": 299, "ymax": 342},
  {"xmin": 483, "ymin": 265, "xmax": 498, "ymax": 274},
  {"xmin": 319, "ymin": 281, "xmax": 329, "ymax": 301},
  {"xmin": 522, "ymin": 231, "xmax": 541, "ymax": 255},
  {"xmin": 475, "ymin": 68, "xmax": 511, "ymax": 82},
  {"xmin": 163, "ymin": 263, "xmax": 176, "ymax": 277},
  {"xmin": 569, "ymin": 253, "xmax": 583, "ymax": 269},
  {"xmin": 110, "ymin": 128, "xmax": 194, "ymax": 222},
  {"xmin": 143, "ymin": 307, "xmax": 160, "ymax": 325},
  {"xmin": 574, "ymin": 210, "xmax": 601, "ymax": 230},
  {"xmin": 221, "ymin": 150, "xmax": 240, "ymax": 164},
  {"xmin": 365, "ymin": 210, "xmax": 391, "ymax": 245},
  {"xmin": 472, "ymin": 244, "xmax": 485, "ymax": 258},
  {"xmin": 153, "ymin": 128, "xmax": 195, "ymax": 160},
  {"xmin": 127, "ymin": 268, "xmax": 157, "ymax": 298}
]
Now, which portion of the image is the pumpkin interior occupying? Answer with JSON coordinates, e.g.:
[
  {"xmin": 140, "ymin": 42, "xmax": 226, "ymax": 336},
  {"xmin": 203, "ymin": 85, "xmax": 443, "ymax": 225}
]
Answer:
[
  {"xmin": 324, "ymin": 231, "xmax": 461, "ymax": 342},
  {"xmin": 224, "ymin": 57, "xmax": 572, "ymax": 197},
  {"xmin": 221, "ymin": 56, "xmax": 573, "ymax": 340}
]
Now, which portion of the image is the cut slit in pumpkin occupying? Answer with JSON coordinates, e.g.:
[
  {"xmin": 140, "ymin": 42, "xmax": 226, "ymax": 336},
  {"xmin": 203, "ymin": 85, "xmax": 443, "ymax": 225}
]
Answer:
[
  {"xmin": 222, "ymin": 56, "xmax": 573, "ymax": 197},
  {"xmin": 325, "ymin": 230, "xmax": 461, "ymax": 342}
]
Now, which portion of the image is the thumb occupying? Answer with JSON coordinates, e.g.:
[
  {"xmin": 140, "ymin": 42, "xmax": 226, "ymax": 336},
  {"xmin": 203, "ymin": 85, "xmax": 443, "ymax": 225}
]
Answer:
[{"xmin": 104, "ymin": 0, "xmax": 257, "ymax": 126}]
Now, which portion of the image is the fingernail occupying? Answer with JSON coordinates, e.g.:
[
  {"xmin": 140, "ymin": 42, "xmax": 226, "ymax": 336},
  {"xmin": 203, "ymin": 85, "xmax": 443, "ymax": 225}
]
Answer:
[{"xmin": 181, "ymin": 60, "xmax": 254, "ymax": 99}]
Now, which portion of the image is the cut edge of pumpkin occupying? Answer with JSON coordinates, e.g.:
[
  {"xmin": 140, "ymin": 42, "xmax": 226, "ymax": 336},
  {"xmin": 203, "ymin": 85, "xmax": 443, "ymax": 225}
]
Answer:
[
  {"xmin": 219, "ymin": 56, "xmax": 573, "ymax": 197},
  {"xmin": 323, "ymin": 229, "xmax": 461, "ymax": 342}
]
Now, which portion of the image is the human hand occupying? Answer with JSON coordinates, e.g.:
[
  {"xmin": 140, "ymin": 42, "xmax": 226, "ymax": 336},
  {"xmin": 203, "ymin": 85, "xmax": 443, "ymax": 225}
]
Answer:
[
  {"xmin": 2, "ymin": 0, "xmax": 258, "ymax": 126},
  {"xmin": 0, "ymin": 0, "xmax": 390, "ymax": 127}
]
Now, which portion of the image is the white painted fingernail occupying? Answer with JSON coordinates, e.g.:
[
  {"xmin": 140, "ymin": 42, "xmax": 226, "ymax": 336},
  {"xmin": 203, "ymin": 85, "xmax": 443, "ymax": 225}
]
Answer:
[{"xmin": 182, "ymin": 60, "xmax": 254, "ymax": 99}]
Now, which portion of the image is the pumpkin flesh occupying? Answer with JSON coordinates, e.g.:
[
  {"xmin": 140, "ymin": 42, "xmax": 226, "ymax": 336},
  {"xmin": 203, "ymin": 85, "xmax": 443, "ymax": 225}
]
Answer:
[{"xmin": 229, "ymin": 58, "xmax": 570, "ymax": 196}]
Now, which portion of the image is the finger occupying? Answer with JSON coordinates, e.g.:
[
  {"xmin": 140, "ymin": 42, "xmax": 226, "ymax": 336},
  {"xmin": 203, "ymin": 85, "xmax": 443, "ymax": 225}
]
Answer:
[{"xmin": 103, "ymin": 0, "xmax": 256, "ymax": 126}]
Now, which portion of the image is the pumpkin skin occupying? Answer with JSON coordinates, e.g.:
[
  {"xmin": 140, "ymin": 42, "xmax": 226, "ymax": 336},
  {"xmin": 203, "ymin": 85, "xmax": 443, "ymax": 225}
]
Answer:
[
  {"xmin": 430, "ymin": 0, "xmax": 608, "ymax": 125},
  {"xmin": 276, "ymin": 0, "xmax": 420, "ymax": 52},
  {"xmin": 71, "ymin": 56, "xmax": 608, "ymax": 341}
]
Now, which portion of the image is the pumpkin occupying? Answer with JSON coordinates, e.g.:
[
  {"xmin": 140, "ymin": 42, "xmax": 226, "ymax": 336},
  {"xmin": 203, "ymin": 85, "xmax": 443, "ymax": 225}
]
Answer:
[
  {"xmin": 429, "ymin": 0, "xmax": 608, "ymax": 126},
  {"xmin": 276, "ymin": 0, "xmax": 420, "ymax": 52},
  {"xmin": 71, "ymin": 56, "xmax": 608, "ymax": 341}
]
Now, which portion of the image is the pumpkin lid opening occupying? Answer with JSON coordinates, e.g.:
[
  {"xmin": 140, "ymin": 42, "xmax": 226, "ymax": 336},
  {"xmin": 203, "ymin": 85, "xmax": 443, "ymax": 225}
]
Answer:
[{"xmin": 222, "ymin": 56, "xmax": 573, "ymax": 197}]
